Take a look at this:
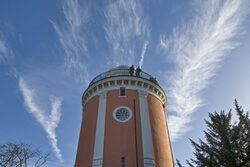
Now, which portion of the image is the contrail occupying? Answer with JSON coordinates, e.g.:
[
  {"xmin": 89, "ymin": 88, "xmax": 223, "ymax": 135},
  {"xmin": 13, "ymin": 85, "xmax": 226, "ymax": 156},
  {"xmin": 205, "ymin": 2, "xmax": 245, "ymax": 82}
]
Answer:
[
  {"xmin": 1, "ymin": 29, "xmax": 64, "ymax": 161},
  {"xmin": 139, "ymin": 41, "xmax": 149, "ymax": 68},
  {"xmin": 160, "ymin": 0, "xmax": 248, "ymax": 141},
  {"xmin": 19, "ymin": 77, "xmax": 63, "ymax": 161}
]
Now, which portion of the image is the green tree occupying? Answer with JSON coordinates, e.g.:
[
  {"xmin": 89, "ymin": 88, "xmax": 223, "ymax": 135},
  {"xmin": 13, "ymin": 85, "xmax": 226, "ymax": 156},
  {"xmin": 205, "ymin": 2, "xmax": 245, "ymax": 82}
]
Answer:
[{"xmin": 177, "ymin": 100, "xmax": 250, "ymax": 167}]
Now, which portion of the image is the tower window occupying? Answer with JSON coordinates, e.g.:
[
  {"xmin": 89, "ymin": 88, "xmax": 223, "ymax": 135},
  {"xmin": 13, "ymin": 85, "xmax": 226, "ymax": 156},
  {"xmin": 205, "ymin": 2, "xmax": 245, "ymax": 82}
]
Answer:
[
  {"xmin": 121, "ymin": 157, "xmax": 125, "ymax": 167},
  {"xmin": 113, "ymin": 106, "xmax": 132, "ymax": 123},
  {"xmin": 120, "ymin": 87, "xmax": 126, "ymax": 96}
]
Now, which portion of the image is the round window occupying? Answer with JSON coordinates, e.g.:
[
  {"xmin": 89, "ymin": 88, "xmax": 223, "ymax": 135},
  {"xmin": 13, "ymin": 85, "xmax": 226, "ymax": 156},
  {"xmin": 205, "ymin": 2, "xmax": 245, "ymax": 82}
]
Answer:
[{"xmin": 113, "ymin": 106, "xmax": 132, "ymax": 122}]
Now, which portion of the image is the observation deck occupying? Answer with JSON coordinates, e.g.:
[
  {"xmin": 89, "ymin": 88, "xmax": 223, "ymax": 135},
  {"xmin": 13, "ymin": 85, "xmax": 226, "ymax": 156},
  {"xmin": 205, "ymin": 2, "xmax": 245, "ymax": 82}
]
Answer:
[
  {"xmin": 89, "ymin": 65, "xmax": 159, "ymax": 87},
  {"xmin": 82, "ymin": 65, "xmax": 166, "ymax": 106}
]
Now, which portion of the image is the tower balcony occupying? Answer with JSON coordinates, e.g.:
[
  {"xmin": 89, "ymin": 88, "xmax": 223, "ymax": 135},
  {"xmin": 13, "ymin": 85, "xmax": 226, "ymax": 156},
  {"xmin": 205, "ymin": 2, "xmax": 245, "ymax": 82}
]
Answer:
[
  {"xmin": 89, "ymin": 65, "xmax": 159, "ymax": 87},
  {"xmin": 82, "ymin": 65, "xmax": 166, "ymax": 107}
]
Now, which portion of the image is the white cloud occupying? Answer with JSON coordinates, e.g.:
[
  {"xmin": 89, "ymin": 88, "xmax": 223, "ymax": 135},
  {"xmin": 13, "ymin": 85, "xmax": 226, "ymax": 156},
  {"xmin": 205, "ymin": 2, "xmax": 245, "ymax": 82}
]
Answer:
[
  {"xmin": 0, "ymin": 39, "xmax": 13, "ymax": 63},
  {"xmin": 51, "ymin": 0, "xmax": 89, "ymax": 86},
  {"xmin": 160, "ymin": 0, "xmax": 248, "ymax": 141},
  {"xmin": 139, "ymin": 41, "xmax": 148, "ymax": 68},
  {"xmin": 0, "ymin": 40, "xmax": 7, "ymax": 57},
  {"xmin": 104, "ymin": 0, "xmax": 150, "ymax": 66},
  {"xmin": 19, "ymin": 77, "xmax": 63, "ymax": 162}
]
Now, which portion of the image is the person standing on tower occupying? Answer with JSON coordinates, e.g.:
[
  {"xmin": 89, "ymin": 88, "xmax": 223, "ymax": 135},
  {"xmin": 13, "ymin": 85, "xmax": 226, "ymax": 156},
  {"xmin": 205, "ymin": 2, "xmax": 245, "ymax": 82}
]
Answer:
[
  {"xmin": 136, "ymin": 66, "xmax": 142, "ymax": 77},
  {"xmin": 129, "ymin": 65, "xmax": 135, "ymax": 76}
]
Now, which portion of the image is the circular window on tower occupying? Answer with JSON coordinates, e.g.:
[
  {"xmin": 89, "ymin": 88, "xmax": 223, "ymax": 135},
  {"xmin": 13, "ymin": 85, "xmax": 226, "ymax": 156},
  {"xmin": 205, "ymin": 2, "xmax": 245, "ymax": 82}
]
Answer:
[{"xmin": 113, "ymin": 106, "xmax": 132, "ymax": 123}]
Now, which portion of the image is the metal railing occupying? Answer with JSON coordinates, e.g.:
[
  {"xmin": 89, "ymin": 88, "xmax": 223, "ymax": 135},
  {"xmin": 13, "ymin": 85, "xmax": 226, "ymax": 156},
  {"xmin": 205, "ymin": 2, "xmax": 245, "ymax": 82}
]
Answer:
[{"xmin": 89, "ymin": 69, "xmax": 159, "ymax": 86}]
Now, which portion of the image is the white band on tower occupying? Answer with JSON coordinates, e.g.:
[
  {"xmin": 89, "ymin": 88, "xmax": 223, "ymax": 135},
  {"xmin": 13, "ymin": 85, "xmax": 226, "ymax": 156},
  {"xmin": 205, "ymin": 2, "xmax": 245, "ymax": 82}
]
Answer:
[
  {"xmin": 92, "ymin": 91, "xmax": 107, "ymax": 167},
  {"xmin": 138, "ymin": 90, "xmax": 154, "ymax": 166}
]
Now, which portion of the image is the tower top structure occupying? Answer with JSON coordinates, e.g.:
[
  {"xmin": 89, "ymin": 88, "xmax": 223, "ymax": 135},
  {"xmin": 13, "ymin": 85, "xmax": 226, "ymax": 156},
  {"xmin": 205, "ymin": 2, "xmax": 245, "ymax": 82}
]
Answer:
[{"xmin": 82, "ymin": 65, "xmax": 166, "ymax": 107}]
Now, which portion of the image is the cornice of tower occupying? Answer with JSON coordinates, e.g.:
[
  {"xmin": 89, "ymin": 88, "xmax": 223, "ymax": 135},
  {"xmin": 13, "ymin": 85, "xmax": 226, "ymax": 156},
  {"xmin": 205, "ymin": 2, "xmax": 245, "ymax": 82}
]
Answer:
[{"xmin": 82, "ymin": 75, "xmax": 167, "ymax": 107}]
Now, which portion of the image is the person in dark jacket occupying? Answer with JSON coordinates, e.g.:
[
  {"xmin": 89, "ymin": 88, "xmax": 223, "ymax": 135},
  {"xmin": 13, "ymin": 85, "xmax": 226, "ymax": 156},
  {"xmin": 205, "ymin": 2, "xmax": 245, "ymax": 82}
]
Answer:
[
  {"xmin": 129, "ymin": 65, "xmax": 135, "ymax": 76},
  {"xmin": 136, "ymin": 66, "xmax": 142, "ymax": 77}
]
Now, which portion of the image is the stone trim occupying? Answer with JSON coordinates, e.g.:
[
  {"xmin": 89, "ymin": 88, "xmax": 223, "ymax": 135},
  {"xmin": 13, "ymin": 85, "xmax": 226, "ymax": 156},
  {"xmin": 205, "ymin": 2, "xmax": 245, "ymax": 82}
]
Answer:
[
  {"xmin": 144, "ymin": 157, "xmax": 154, "ymax": 166},
  {"xmin": 92, "ymin": 158, "xmax": 103, "ymax": 167},
  {"xmin": 138, "ymin": 90, "xmax": 154, "ymax": 163},
  {"xmin": 82, "ymin": 76, "xmax": 166, "ymax": 107},
  {"xmin": 92, "ymin": 91, "xmax": 107, "ymax": 167}
]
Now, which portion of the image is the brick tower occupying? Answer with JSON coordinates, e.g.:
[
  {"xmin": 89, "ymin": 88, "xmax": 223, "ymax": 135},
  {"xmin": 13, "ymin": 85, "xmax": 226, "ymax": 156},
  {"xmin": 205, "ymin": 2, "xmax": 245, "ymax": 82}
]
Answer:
[{"xmin": 74, "ymin": 65, "xmax": 174, "ymax": 167}]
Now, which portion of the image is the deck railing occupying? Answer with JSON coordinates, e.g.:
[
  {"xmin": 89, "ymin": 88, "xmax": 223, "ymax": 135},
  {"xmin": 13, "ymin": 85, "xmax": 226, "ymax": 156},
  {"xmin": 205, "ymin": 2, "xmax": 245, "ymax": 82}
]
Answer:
[{"xmin": 89, "ymin": 69, "xmax": 159, "ymax": 86}]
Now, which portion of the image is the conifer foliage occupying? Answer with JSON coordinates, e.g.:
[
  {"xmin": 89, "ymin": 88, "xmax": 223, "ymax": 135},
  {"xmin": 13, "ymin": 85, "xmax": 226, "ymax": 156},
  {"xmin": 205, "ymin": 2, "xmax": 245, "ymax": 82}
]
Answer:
[{"xmin": 177, "ymin": 100, "xmax": 250, "ymax": 167}]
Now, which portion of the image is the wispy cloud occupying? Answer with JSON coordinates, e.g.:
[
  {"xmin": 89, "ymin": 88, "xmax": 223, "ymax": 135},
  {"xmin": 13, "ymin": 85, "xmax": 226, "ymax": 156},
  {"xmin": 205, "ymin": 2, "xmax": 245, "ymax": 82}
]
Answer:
[
  {"xmin": 0, "ymin": 40, "xmax": 7, "ymax": 60},
  {"xmin": 160, "ymin": 0, "xmax": 248, "ymax": 141},
  {"xmin": 51, "ymin": 0, "xmax": 89, "ymax": 86},
  {"xmin": 19, "ymin": 77, "xmax": 63, "ymax": 161},
  {"xmin": 0, "ymin": 38, "xmax": 13, "ymax": 63},
  {"xmin": 105, "ymin": 0, "xmax": 150, "ymax": 66}
]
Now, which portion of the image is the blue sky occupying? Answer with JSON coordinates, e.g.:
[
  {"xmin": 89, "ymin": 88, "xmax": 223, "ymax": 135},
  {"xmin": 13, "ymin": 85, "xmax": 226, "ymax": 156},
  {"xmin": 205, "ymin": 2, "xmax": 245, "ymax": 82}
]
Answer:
[{"xmin": 0, "ymin": 0, "xmax": 250, "ymax": 166}]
